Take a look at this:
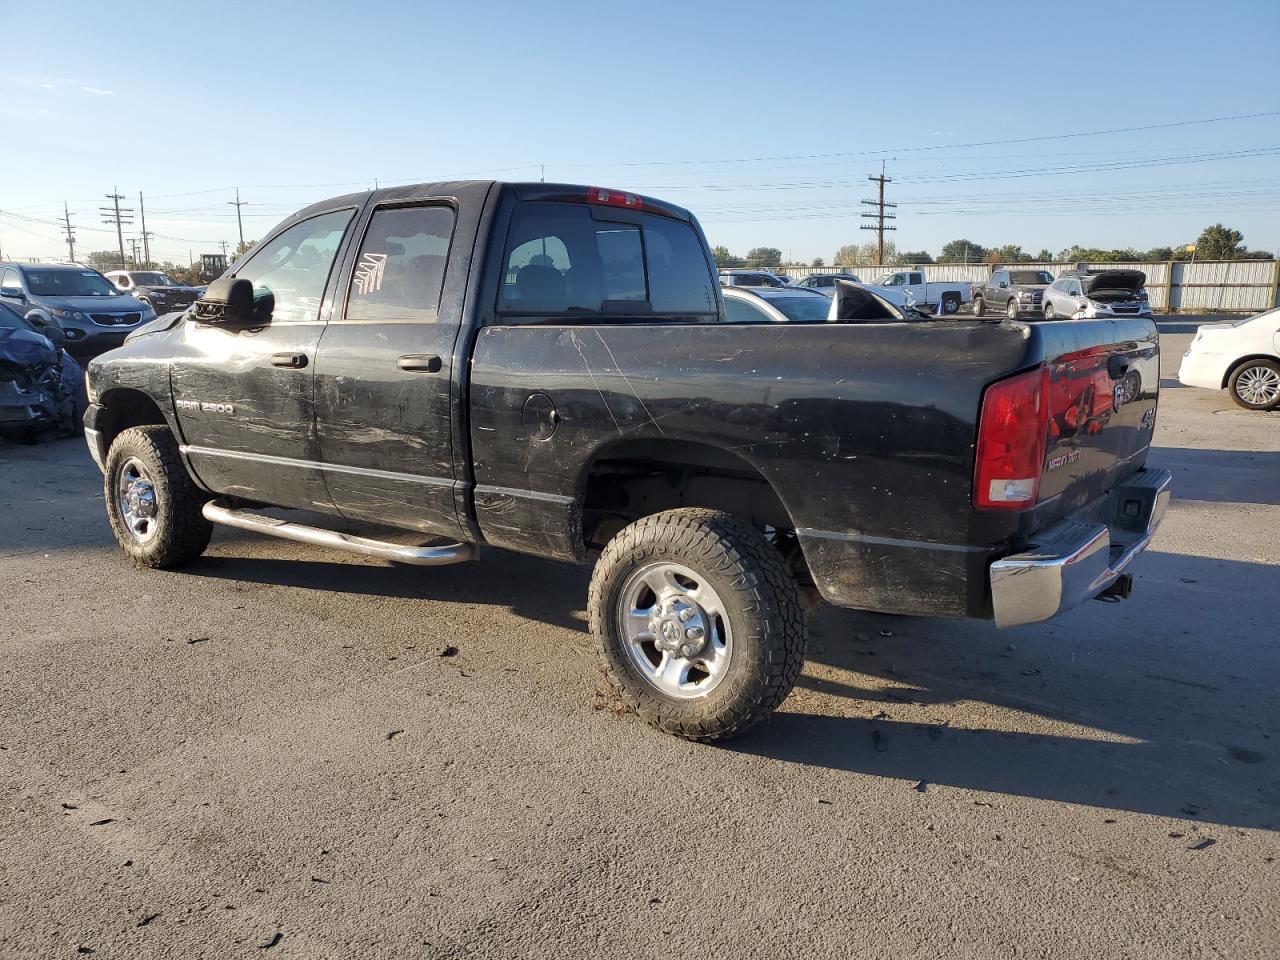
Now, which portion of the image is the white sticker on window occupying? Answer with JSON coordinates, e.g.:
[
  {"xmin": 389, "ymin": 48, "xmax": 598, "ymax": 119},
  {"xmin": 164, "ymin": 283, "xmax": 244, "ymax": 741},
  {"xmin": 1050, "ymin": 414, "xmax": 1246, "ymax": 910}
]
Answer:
[{"xmin": 353, "ymin": 252, "xmax": 388, "ymax": 295}]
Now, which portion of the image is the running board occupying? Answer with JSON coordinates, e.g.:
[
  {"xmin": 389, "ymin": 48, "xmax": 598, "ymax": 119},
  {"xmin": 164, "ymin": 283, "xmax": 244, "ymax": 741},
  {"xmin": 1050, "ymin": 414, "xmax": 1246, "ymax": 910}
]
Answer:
[{"xmin": 202, "ymin": 499, "xmax": 475, "ymax": 566}]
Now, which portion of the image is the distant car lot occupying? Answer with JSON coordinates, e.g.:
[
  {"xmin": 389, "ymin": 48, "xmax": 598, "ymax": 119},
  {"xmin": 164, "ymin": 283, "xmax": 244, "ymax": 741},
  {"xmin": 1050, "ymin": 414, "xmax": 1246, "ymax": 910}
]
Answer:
[{"xmin": 0, "ymin": 315, "xmax": 1275, "ymax": 959}]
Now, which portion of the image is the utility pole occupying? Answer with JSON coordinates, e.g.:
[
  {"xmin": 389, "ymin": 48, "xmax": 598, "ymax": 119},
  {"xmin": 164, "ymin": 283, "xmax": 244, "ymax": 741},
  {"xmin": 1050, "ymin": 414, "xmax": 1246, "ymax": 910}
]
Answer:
[
  {"xmin": 100, "ymin": 188, "xmax": 134, "ymax": 268},
  {"xmin": 128, "ymin": 237, "xmax": 141, "ymax": 265},
  {"xmin": 62, "ymin": 202, "xmax": 77, "ymax": 262},
  {"xmin": 860, "ymin": 162, "xmax": 896, "ymax": 265},
  {"xmin": 138, "ymin": 191, "xmax": 152, "ymax": 268},
  {"xmin": 227, "ymin": 187, "xmax": 246, "ymax": 250},
  {"xmin": 219, "ymin": 239, "xmax": 228, "ymax": 257}
]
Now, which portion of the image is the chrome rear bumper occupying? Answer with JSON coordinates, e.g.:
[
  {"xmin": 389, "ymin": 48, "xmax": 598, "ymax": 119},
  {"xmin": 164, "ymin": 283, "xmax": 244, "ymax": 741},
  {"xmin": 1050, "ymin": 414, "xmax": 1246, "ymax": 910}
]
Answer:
[{"xmin": 989, "ymin": 468, "xmax": 1172, "ymax": 628}]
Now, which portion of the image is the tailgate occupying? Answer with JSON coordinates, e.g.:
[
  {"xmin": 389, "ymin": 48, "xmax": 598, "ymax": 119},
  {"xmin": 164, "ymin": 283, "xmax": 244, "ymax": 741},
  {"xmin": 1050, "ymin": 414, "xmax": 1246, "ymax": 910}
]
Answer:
[{"xmin": 1034, "ymin": 317, "xmax": 1160, "ymax": 510}]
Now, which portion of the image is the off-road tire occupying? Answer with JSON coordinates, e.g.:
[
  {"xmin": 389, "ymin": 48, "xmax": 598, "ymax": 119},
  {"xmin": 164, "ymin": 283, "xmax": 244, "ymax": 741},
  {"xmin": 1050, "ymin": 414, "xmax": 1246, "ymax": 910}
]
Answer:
[
  {"xmin": 972, "ymin": 297, "xmax": 985, "ymax": 317},
  {"xmin": 1227, "ymin": 358, "xmax": 1280, "ymax": 411},
  {"xmin": 1006, "ymin": 298, "xmax": 1019, "ymax": 319},
  {"xmin": 104, "ymin": 425, "xmax": 212, "ymax": 569},
  {"xmin": 588, "ymin": 508, "xmax": 805, "ymax": 741}
]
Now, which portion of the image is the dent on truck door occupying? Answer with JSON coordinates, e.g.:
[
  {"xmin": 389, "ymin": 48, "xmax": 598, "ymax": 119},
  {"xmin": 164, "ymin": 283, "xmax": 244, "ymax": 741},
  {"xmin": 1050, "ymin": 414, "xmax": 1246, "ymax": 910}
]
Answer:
[
  {"xmin": 172, "ymin": 209, "xmax": 354, "ymax": 508},
  {"xmin": 311, "ymin": 201, "xmax": 470, "ymax": 537}
]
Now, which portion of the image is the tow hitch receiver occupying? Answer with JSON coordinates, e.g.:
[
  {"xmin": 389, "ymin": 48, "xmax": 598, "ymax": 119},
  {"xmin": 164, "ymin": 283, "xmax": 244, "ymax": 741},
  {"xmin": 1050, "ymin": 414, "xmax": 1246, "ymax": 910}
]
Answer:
[{"xmin": 1096, "ymin": 573, "xmax": 1133, "ymax": 602}]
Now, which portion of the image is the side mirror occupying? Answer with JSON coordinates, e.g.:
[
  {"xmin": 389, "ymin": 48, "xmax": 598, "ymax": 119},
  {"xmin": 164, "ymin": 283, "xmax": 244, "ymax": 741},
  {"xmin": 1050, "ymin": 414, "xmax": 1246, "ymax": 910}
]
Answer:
[
  {"xmin": 1, "ymin": 286, "xmax": 24, "ymax": 300},
  {"xmin": 998, "ymin": 282, "xmax": 1008, "ymax": 289},
  {"xmin": 192, "ymin": 277, "xmax": 272, "ymax": 326}
]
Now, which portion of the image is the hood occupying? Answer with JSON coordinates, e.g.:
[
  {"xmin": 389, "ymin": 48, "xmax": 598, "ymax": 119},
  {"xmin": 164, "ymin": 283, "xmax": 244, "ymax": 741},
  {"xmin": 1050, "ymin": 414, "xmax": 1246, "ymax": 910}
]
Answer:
[
  {"xmin": 37, "ymin": 293, "xmax": 148, "ymax": 312},
  {"xmin": 1083, "ymin": 270, "xmax": 1146, "ymax": 296},
  {"xmin": 124, "ymin": 310, "xmax": 188, "ymax": 343},
  {"xmin": 1009, "ymin": 281, "xmax": 1050, "ymax": 291},
  {"xmin": 0, "ymin": 326, "xmax": 57, "ymax": 372}
]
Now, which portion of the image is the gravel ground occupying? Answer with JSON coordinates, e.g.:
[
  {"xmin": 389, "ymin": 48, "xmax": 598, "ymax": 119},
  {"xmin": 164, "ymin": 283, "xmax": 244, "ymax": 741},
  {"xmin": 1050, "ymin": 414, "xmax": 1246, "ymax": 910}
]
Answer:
[{"xmin": 0, "ymin": 319, "xmax": 1276, "ymax": 959}]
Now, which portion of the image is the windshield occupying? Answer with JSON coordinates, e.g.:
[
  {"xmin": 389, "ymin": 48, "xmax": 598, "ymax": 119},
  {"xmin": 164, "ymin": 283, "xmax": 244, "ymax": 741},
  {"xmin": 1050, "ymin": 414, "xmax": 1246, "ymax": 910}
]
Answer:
[
  {"xmin": 767, "ymin": 296, "xmax": 832, "ymax": 323},
  {"xmin": 130, "ymin": 272, "xmax": 179, "ymax": 286},
  {"xmin": 25, "ymin": 269, "xmax": 117, "ymax": 297},
  {"xmin": 1010, "ymin": 270, "xmax": 1053, "ymax": 285},
  {"xmin": 1232, "ymin": 307, "xmax": 1279, "ymax": 328},
  {"xmin": 0, "ymin": 303, "xmax": 32, "ymax": 331}
]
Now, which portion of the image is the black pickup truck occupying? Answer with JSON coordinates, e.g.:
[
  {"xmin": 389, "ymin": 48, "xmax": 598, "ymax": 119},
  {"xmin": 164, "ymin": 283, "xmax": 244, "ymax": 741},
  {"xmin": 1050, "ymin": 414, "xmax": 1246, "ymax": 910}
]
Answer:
[{"xmin": 84, "ymin": 181, "xmax": 1171, "ymax": 741}]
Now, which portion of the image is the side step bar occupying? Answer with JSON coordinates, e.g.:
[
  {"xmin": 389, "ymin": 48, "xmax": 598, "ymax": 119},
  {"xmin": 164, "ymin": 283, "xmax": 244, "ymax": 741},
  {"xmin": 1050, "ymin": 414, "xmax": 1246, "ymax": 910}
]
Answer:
[{"xmin": 202, "ymin": 499, "xmax": 475, "ymax": 567}]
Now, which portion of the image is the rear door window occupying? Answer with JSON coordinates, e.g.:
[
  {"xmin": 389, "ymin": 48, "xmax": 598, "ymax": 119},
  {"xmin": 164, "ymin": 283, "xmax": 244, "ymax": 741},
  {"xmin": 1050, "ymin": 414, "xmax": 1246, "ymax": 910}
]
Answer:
[
  {"xmin": 346, "ymin": 204, "xmax": 455, "ymax": 322},
  {"xmin": 498, "ymin": 202, "xmax": 716, "ymax": 319}
]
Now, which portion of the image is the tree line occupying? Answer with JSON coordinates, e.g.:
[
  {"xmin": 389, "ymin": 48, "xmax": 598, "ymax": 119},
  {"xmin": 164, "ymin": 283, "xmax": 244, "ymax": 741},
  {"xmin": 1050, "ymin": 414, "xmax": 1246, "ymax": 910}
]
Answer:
[{"xmin": 712, "ymin": 224, "xmax": 1272, "ymax": 269}]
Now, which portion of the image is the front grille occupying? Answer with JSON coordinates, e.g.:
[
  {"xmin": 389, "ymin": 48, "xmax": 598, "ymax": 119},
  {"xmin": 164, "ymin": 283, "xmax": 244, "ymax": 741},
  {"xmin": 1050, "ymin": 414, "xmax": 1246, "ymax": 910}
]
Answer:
[
  {"xmin": 90, "ymin": 312, "xmax": 142, "ymax": 327},
  {"xmin": 1111, "ymin": 304, "xmax": 1141, "ymax": 314}
]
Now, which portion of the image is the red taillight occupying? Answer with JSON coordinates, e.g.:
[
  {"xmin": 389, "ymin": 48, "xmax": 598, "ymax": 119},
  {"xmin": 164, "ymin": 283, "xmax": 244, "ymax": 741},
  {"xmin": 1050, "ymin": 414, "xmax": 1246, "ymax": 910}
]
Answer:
[
  {"xmin": 974, "ymin": 366, "xmax": 1050, "ymax": 510},
  {"xmin": 587, "ymin": 186, "xmax": 643, "ymax": 211}
]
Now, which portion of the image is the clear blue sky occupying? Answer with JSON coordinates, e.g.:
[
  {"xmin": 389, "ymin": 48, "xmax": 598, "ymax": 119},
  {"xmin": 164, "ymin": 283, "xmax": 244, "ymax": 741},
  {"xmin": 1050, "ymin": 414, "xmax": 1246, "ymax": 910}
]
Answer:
[{"xmin": 3, "ymin": 0, "xmax": 1279, "ymax": 265}]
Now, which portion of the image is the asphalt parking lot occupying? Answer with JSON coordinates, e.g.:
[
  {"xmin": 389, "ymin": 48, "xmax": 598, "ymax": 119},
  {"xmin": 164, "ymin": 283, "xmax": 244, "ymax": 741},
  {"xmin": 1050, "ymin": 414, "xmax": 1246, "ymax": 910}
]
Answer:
[{"xmin": 1, "ymin": 317, "xmax": 1276, "ymax": 959}]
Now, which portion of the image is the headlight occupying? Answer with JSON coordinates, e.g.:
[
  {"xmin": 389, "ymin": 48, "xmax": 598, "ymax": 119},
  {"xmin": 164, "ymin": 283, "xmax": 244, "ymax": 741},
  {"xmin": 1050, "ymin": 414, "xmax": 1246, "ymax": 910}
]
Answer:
[
  {"xmin": 51, "ymin": 309, "xmax": 87, "ymax": 321},
  {"xmin": 139, "ymin": 305, "xmax": 157, "ymax": 322}
]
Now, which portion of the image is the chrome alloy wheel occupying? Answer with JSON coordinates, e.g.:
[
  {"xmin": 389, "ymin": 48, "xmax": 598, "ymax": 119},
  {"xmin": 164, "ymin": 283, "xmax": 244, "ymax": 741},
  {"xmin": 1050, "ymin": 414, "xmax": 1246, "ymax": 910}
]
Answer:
[
  {"xmin": 117, "ymin": 456, "xmax": 159, "ymax": 543},
  {"xmin": 617, "ymin": 561, "xmax": 733, "ymax": 699},
  {"xmin": 1235, "ymin": 364, "xmax": 1280, "ymax": 406}
]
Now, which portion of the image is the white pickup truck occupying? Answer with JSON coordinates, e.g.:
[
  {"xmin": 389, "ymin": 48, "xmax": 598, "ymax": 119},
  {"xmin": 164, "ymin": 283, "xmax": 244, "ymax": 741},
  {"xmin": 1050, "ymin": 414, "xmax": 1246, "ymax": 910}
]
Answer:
[{"xmin": 863, "ymin": 269, "xmax": 972, "ymax": 315}]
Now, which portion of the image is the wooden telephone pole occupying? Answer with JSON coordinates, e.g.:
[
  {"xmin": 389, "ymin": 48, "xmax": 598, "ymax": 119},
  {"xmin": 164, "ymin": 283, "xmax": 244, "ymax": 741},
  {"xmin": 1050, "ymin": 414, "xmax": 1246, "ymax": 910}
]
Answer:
[
  {"xmin": 100, "ymin": 188, "xmax": 134, "ymax": 268},
  {"xmin": 860, "ymin": 162, "xmax": 896, "ymax": 264},
  {"xmin": 62, "ymin": 202, "xmax": 76, "ymax": 262}
]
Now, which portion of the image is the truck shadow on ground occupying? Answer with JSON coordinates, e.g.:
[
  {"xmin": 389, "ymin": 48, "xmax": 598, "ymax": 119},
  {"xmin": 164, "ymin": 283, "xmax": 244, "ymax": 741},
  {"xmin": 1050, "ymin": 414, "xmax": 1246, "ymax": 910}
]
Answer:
[
  {"xmin": 189, "ymin": 532, "xmax": 1279, "ymax": 831},
  {"xmin": 185, "ymin": 545, "xmax": 592, "ymax": 635},
  {"xmin": 728, "ymin": 548, "xmax": 1278, "ymax": 832},
  {"xmin": 1151, "ymin": 445, "xmax": 1280, "ymax": 506}
]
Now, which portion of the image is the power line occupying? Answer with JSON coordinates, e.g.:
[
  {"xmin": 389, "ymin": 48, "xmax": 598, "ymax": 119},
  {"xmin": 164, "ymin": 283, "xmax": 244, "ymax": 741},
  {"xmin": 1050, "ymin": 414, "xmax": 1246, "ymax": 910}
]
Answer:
[{"xmin": 550, "ymin": 110, "xmax": 1280, "ymax": 169}]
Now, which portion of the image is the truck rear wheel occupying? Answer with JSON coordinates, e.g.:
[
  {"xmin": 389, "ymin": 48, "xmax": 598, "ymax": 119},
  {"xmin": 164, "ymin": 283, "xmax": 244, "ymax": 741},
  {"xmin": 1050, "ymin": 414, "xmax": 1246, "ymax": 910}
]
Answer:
[
  {"xmin": 104, "ymin": 425, "xmax": 212, "ymax": 569},
  {"xmin": 941, "ymin": 293, "xmax": 961, "ymax": 315},
  {"xmin": 588, "ymin": 508, "xmax": 805, "ymax": 741}
]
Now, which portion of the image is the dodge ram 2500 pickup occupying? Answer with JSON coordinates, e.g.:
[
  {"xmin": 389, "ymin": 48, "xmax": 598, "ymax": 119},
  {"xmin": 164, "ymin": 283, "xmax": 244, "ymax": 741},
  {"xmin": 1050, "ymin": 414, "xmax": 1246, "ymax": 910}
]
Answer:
[{"xmin": 84, "ymin": 181, "xmax": 1171, "ymax": 741}]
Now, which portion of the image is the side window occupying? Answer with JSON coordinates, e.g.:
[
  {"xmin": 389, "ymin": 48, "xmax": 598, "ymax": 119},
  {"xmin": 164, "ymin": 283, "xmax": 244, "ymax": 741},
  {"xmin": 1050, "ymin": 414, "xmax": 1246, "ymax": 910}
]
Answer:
[
  {"xmin": 498, "ymin": 203, "xmax": 715, "ymax": 318},
  {"xmin": 724, "ymin": 297, "xmax": 772, "ymax": 323},
  {"xmin": 909, "ymin": 272, "xmax": 923, "ymax": 285},
  {"xmin": 233, "ymin": 209, "xmax": 354, "ymax": 324},
  {"xmin": 644, "ymin": 216, "xmax": 716, "ymax": 313},
  {"xmin": 346, "ymin": 205, "xmax": 455, "ymax": 322}
]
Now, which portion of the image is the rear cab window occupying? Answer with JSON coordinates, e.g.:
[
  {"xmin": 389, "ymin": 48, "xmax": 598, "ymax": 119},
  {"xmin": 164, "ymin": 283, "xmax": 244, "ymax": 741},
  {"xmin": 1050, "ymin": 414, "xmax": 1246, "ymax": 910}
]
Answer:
[{"xmin": 497, "ymin": 202, "xmax": 717, "ymax": 320}]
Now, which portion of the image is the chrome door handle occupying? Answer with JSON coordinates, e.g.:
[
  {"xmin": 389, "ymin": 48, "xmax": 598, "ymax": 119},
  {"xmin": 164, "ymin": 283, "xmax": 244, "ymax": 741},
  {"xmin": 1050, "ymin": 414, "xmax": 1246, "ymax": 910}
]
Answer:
[
  {"xmin": 398, "ymin": 354, "xmax": 443, "ymax": 373},
  {"xmin": 271, "ymin": 353, "xmax": 308, "ymax": 369}
]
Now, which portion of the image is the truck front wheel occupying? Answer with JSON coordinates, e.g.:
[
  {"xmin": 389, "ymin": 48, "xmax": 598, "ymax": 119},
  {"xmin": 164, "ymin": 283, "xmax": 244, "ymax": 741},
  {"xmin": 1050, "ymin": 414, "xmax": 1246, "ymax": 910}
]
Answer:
[
  {"xmin": 588, "ymin": 508, "xmax": 805, "ymax": 741},
  {"xmin": 104, "ymin": 425, "xmax": 212, "ymax": 569}
]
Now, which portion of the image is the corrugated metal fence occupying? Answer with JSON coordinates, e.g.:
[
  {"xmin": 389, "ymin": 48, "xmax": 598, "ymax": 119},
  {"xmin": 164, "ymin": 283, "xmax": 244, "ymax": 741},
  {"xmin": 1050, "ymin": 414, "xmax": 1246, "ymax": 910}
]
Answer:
[{"xmin": 780, "ymin": 261, "xmax": 1280, "ymax": 313}]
